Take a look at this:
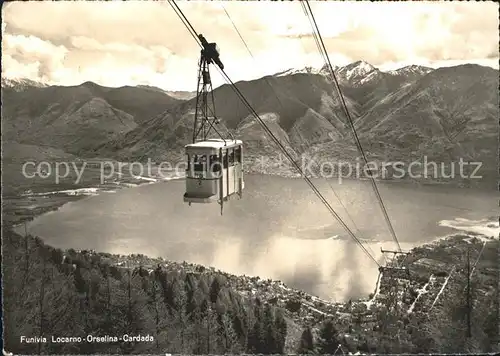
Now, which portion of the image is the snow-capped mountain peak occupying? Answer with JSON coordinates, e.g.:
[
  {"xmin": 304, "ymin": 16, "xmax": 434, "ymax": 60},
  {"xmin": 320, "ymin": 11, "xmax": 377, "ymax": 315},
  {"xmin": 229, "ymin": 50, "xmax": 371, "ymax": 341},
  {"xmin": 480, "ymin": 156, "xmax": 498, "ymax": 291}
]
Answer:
[
  {"xmin": 274, "ymin": 65, "xmax": 336, "ymax": 78},
  {"xmin": 387, "ymin": 65, "xmax": 433, "ymax": 77},
  {"xmin": 354, "ymin": 60, "xmax": 376, "ymax": 74},
  {"xmin": 359, "ymin": 69, "xmax": 384, "ymax": 85},
  {"xmin": 338, "ymin": 60, "xmax": 377, "ymax": 81},
  {"xmin": 1, "ymin": 77, "xmax": 48, "ymax": 91},
  {"xmin": 273, "ymin": 61, "xmax": 384, "ymax": 87},
  {"xmin": 272, "ymin": 61, "xmax": 436, "ymax": 88},
  {"xmin": 274, "ymin": 66, "xmax": 319, "ymax": 77}
]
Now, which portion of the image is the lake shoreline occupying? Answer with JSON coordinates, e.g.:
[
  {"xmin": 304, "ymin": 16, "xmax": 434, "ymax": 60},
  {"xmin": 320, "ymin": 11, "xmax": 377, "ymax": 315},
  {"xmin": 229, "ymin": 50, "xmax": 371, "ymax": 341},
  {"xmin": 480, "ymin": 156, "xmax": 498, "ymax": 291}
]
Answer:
[
  {"xmin": 5, "ymin": 169, "xmax": 495, "ymax": 229},
  {"xmin": 4, "ymin": 175, "xmax": 183, "ymax": 228},
  {"xmin": 6, "ymin": 168, "xmax": 498, "ymax": 304},
  {"xmin": 7, "ymin": 220, "xmax": 497, "ymax": 304}
]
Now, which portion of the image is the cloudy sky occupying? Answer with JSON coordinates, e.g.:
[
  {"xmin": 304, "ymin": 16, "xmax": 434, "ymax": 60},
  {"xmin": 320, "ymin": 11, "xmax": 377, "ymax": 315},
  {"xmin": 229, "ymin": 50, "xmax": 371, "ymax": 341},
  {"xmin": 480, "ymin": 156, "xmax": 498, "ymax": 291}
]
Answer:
[{"xmin": 2, "ymin": 1, "xmax": 498, "ymax": 91}]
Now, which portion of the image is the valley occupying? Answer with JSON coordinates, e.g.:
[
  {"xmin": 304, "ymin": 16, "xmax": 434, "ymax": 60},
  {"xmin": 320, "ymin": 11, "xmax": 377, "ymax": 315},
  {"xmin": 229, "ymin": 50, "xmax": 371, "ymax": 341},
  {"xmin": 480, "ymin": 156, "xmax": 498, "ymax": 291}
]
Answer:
[
  {"xmin": 2, "ymin": 62, "xmax": 497, "ymax": 187},
  {"xmin": 3, "ymin": 61, "xmax": 497, "ymax": 228},
  {"xmin": 2, "ymin": 60, "xmax": 499, "ymax": 354}
]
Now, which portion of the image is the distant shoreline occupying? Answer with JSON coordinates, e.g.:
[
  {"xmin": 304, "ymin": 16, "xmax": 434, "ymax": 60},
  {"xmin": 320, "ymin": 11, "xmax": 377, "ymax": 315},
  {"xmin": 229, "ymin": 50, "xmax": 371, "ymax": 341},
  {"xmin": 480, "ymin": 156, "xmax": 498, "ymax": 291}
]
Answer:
[
  {"xmin": 7, "ymin": 172, "xmax": 498, "ymax": 305},
  {"xmin": 4, "ymin": 169, "xmax": 495, "ymax": 230},
  {"xmin": 245, "ymin": 170, "xmax": 496, "ymax": 192}
]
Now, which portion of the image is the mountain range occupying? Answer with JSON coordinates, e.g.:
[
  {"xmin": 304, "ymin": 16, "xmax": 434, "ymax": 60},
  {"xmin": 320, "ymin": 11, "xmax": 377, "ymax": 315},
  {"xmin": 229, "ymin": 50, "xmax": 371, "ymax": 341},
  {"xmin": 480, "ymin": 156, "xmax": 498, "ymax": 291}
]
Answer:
[
  {"xmin": 2, "ymin": 61, "xmax": 498, "ymax": 184},
  {"xmin": 1, "ymin": 79, "xmax": 182, "ymax": 158}
]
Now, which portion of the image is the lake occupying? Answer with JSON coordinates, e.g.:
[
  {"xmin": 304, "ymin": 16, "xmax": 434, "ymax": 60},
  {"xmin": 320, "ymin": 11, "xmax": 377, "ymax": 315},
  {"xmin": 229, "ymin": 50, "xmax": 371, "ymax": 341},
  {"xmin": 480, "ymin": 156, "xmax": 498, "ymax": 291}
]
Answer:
[{"xmin": 22, "ymin": 174, "xmax": 499, "ymax": 301}]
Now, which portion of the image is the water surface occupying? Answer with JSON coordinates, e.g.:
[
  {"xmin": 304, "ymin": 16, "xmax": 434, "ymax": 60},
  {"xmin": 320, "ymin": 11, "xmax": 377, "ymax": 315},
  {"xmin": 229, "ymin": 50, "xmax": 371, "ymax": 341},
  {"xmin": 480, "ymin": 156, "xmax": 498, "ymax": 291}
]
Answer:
[{"xmin": 24, "ymin": 175, "xmax": 498, "ymax": 301}]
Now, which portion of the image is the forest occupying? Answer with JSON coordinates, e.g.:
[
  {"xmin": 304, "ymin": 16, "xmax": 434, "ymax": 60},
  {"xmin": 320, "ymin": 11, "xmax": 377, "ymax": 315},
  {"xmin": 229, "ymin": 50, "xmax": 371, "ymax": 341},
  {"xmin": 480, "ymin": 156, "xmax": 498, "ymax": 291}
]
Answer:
[
  {"xmin": 3, "ymin": 228, "xmax": 288, "ymax": 354},
  {"xmin": 2, "ymin": 228, "xmax": 499, "ymax": 354}
]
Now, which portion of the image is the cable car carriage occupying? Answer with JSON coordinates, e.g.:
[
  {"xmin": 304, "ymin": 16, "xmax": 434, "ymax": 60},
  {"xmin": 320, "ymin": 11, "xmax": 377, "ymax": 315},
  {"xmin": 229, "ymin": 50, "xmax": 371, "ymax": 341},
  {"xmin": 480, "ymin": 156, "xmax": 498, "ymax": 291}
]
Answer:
[
  {"xmin": 182, "ymin": 33, "xmax": 245, "ymax": 214},
  {"xmin": 184, "ymin": 139, "xmax": 244, "ymax": 214}
]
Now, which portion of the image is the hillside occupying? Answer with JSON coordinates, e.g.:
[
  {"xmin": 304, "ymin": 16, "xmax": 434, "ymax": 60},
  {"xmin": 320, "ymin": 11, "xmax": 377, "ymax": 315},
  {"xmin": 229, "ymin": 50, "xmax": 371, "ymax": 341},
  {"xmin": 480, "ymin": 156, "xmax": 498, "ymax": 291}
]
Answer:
[
  {"xmin": 3, "ymin": 226, "xmax": 498, "ymax": 354},
  {"xmin": 2, "ymin": 62, "xmax": 497, "ymax": 187},
  {"xmin": 228, "ymin": 232, "xmax": 499, "ymax": 354},
  {"xmin": 94, "ymin": 71, "xmax": 359, "ymax": 162},
  {"xmin": 1, "ymin": 80, "xmax": 182, "ymax": 157},
  {"xmin": 302, "ymin": 64, "xmax": 498, "ymax": 186},
  {"xmin": 134, "ymin": 85, "xmax": 197, "ymax": 101},
  {"xmin": 355, "ymin": 64, "xmax": 498, "ymax": 150},
  {"xmin": 2, "ymin": 141, "xmax": 77, "ymax": 164},
  {"xmin": 2, "ymin": 228, "xmax": 288, "ymax": 355},
  {"xmin": 93, "ymin": 62, "xmax": 497, "ymax": 186},
  {"xmin": 341, "ymin": 63, "xmax": 434, "ymax": 111},
  {"xmin": 164, "ymin": 90, "xmax": 197, "ymax": 101}
]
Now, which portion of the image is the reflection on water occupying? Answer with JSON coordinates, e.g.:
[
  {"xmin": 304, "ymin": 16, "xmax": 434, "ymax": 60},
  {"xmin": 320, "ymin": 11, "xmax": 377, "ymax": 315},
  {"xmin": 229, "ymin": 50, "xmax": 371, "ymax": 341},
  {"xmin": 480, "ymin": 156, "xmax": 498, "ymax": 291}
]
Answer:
[{"xmin": 22, "ymin": 175, "xmax": 498, "ymax": 301}]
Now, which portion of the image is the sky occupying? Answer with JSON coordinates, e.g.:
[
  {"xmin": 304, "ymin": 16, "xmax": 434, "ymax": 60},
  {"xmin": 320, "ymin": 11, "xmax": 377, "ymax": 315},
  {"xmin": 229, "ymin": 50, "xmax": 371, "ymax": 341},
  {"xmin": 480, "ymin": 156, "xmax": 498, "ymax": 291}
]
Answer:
[{"xmin": 2, "ymin": 1, "xmax": 499, "ymax": 91}]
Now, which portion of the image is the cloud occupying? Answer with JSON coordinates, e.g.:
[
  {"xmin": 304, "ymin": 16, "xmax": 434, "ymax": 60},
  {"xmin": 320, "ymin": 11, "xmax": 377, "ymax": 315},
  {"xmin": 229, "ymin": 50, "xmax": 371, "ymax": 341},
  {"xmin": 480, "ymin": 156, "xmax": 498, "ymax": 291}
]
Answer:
[
  {"xmin": 1, "ymin": 32, "xmax": 68, "ymax": 81},
  {"xmin": 2, "ymin": 53, "xmax": 40, "ymax": 80},
  {"xmin": 309, "ymin": 1, "xmax": 499, "ymax": 67},
  {"xmin": 1, "ymin": 1, "xmax": 498, "ymax": 90}
]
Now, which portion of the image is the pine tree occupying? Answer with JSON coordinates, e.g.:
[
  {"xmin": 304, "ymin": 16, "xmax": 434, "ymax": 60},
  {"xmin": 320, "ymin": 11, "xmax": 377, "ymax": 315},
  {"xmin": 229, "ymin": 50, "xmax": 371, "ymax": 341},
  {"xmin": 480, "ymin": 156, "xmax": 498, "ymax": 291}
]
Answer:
[
  {"xmin": 171, "ymin": 279, "xmax": 192, "ymax": 353},
  {"xmin": 209, "ymin": 276, "xmax": 224, "ymax": 304},
  {"xmin": 115, "ymin": 266, "xmax": 149, "ymax": 353},
  {"xmin": 37, "ymin": 255, "xmax": 46, "ymax": 354},
  {"xmin": 247, "ymin": 306, "xmax": 265, "ymax": 354},
  {"xmin": 101, "ymin": 264, "xmax": 112, "ymax": 328},
  {"xmin": 221, "ymin": 312, "xmax": 242, "ymax": 353},
  {"xmin": 298, "ymin": 327, "xmax": 314, "ymax": 354},
  {"xmin": 317, "ymin": 319, "xmax": 340, "ymax": 354},
  {"xmin": 204, "ymin": 304, "xmax": 221, "ymax": 354},
  {"xmin": 74, "ymin": 266, "xmax": 86, "ymax": 295},
  {"xmin": 243, "ymin": 304, "xmax": 257, "ymax": 352},
  {"xmin": 148, "ymin": 269, "xmax": 170, "ymax": 351},
  {"xmin": 263, "ymin": 304, "xmax": 277, "ymax": 353},
  {"xmin": 275, "ymin": 309, "xmax": 287, "ymax": 353}
]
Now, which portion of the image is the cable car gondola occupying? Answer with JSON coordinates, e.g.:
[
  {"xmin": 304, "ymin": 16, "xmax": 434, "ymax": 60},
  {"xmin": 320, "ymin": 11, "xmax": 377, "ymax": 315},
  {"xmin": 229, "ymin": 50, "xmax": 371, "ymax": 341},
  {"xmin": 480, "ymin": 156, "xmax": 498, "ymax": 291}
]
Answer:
[
  {"xmin": 184, "ymin": 139, "xmax": 244, "ymax": 211},
  {"xmin": 182, "ymin": 34, "xmax": 245, "ymax": 215}
]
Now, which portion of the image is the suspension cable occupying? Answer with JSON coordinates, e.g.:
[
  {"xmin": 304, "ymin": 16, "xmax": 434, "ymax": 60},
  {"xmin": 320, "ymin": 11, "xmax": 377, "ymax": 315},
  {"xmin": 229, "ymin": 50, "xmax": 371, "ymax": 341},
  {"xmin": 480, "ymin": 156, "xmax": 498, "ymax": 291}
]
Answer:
[
  {"xmin": 221, "ymin": 3, "xmax": 380, "ymax": 260},
  {"xmin": 300, "ymin": 2, "xmax": 329, "ymax": 78},
  {"xmin": 217, "ymin": 66, "xmax": 380, "ymax": 266},
  {"xmin": 168, "ymin": 0, "xmax": 380, "ymax": 267},
  {"xmin": 302, "ymin": 0, "xmax": 402, "ymax": 253}
]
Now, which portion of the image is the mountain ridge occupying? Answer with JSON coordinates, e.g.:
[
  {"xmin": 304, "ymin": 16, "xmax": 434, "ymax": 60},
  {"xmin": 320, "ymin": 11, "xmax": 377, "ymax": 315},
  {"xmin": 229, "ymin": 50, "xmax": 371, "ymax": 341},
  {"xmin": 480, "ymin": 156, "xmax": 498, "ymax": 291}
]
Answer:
[
  {"xmin": 95, "ymin": 62, "xmax": 498, "ymax": 187},
  {"xmin": 1, "ymin": 79, "xmax": 184, "ymax": 157},
  {"xmin": 2, "ymin": 60, "xmax": 499, "ymax": 354},
  {"xmin": 2, "ymin": 61, "xmax": 498, "ymax": 186},
  {"xmin": 273, "ymin": 61, "xmax": 434, "ymax": 86}
]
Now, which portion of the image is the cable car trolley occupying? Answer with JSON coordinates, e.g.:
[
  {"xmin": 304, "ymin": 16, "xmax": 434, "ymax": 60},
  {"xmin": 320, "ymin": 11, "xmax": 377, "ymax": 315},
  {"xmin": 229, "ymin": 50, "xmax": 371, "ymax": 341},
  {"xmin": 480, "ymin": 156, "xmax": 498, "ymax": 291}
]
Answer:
[
  {"xmin": 182, "ymin": 33, "xmax": 245, "ymax": 214},
  {"xmin": 184, "ymin": 139, "xmax": 244, "ymax": 213}
]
